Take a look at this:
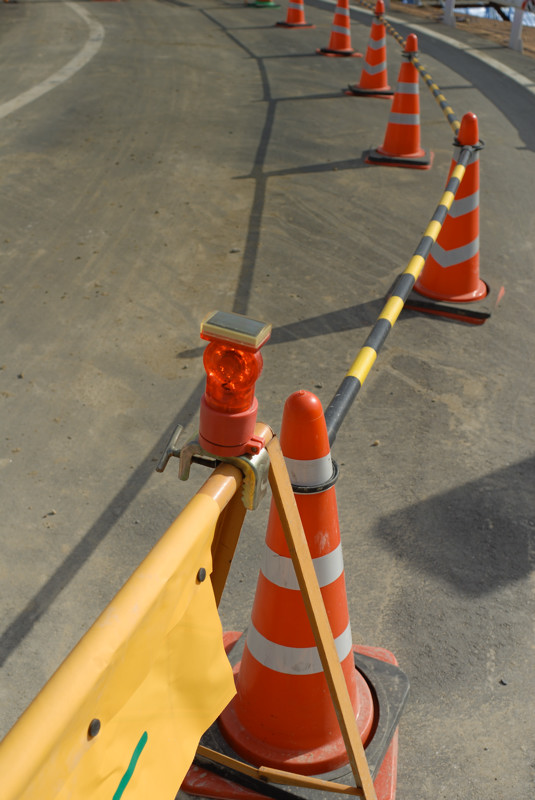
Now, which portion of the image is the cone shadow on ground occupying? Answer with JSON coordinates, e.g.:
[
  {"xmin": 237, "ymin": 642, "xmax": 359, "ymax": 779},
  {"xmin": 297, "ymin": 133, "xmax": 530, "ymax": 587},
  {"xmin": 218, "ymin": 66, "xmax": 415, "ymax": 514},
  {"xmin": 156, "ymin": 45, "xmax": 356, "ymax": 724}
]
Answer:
[
  {"xmin": 275, "ymin": 91, "xmax": 349, "ymax": 101},
  {"xmin": 373, "ymin": 455, "xmax": 535, "ymax": 595},
  {"xmin": 261, "ymin": 53, "xmax": 323, "ymax": 60},
  {"xmin": 259, "ymin": 157, "xmax": 371, "ymax": 178}
]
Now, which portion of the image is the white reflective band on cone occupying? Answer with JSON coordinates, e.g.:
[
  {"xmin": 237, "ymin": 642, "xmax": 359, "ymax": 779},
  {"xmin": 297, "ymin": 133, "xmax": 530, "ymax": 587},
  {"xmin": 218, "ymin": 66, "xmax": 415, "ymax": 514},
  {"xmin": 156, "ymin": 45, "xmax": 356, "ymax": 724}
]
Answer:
[
  {"xmin": 430, "ymin": 236, "xmax": 479, "ymax": 267},
  {"xmin": 368, "ymin": 36, "xmax": 387, "ymax": 50},
  {"xmin": 331, "ymin": 24, "xmax": 350, "ymax": 35},
  {"xmin": 388, "ymin": 112, "xmax": 420, "ymax": 125},
  {"xmin": 448, "ymin": 190, "xmax": 479, "ymax": 218},
  {"xmin": 246, "ymin": 622, "xmax": 353, "ymax": 675},
  {"xmin": 284, "ymin": 453, "xmax": 333, "ymax": 486},
  {"xmin": 261, "ymin": 544, "xmax": 344, "ymax": 590},
  {"xmin": 363, "ymin": 61, "xmax": 388, "ymax": 75}
]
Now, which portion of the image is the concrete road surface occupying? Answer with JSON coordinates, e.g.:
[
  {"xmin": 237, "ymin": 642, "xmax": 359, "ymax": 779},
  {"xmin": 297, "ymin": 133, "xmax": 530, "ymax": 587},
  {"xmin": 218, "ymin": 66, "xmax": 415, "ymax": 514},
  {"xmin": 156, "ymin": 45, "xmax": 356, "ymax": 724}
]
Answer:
[{"xmin": 0, "ymin": 0, "xmax": 534, "ymax": 798}]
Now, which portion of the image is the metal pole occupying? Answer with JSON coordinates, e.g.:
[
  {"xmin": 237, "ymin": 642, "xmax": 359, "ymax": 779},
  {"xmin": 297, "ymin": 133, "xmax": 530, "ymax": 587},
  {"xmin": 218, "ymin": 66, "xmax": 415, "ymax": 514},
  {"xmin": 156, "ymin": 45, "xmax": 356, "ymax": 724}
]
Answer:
[{"xmin": 509, "ymin": 4, "xmax": 525, "ymax": 53}]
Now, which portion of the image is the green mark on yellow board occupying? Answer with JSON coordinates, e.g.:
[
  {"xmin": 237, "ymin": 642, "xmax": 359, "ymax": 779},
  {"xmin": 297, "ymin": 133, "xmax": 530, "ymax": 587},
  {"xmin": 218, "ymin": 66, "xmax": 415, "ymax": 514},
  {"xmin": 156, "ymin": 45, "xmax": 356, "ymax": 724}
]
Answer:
[{"xmin": 113, "ymin": 731, "xmax": 148, "ymax": 799}]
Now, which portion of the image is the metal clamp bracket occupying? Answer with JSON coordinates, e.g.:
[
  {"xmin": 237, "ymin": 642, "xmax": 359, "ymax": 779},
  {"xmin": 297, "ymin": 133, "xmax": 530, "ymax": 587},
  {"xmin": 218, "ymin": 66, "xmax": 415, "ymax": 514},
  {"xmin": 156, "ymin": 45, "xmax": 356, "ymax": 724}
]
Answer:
[{"xmin": 156, "ymin": 425, "xmax": 270, "ymax": 510}]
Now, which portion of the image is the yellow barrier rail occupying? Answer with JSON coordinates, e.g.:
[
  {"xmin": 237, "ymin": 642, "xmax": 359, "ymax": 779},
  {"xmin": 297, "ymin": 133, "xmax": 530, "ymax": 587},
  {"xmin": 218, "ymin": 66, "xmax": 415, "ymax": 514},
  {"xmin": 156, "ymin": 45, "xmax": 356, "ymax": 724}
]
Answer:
[
  {"xmin": 0, "ymin": 461, "xmax": 243, "ymax": 800},
  {"xmin": 0, "ymin": 420, "xmax": 383, "ymax": 800}
]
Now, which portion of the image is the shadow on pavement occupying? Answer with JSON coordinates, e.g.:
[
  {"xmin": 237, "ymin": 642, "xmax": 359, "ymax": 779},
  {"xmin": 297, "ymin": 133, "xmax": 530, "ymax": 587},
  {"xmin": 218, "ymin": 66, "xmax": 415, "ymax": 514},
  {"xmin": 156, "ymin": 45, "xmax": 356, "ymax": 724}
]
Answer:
[{"xmin": 374, "ymin": 455, "xmax": 535, "ymax": 595}]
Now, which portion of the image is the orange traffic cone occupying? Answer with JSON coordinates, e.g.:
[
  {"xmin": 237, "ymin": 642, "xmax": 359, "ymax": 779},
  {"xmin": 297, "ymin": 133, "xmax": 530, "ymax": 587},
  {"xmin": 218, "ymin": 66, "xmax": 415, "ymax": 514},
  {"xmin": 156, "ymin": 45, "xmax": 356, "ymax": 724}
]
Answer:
[
  {"xmin": 414, "ymin": 112, "xmax": 487, "ymax": 302},
  {"xmin": 366, "ymin": 33, "xmax": 432, "ymax": 168},
  {"xmin": 317, "ymin": 0, "xmax": 362, "ymax": 57},
  {"xmin": 181, "ymin": 391, "xmax": 410, "ymax": 800},
  {"xmin": 218, "ymin": 390, "xmax": 374, "ymax": 773},
  {"xmin": 347, "ymin": 0, "xmax": 393, "ymax": 97},
  {"xmin": 277, "ymin": 0, "xmax": 314, "ymax": 27}
]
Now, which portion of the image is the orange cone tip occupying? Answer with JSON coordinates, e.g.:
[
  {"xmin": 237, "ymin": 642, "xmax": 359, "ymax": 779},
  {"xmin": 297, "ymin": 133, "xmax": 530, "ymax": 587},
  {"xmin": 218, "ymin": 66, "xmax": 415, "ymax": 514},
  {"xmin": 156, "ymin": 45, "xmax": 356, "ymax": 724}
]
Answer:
[
  {"xmin": 457, "ymin": 110, "xmax": 479, "ymax": 147},
  {"xmin": 279, "ymin": 390, "xmax": 330, "ymax": 461},
  {"xmin": 404, "ymin": 32, "xmax": 418, "ymax": 53}
]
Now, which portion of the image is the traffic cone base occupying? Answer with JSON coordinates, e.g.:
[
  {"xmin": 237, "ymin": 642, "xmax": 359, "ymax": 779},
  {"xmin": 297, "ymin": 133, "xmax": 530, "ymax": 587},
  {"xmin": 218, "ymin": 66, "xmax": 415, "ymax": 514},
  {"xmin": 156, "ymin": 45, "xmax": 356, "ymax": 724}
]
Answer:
[
  {"xmin": 415, "ymin": 274, "xmax": 487, "ymax": 303},
  {"xmin": 277, "ymin": 20, "xmax": 315, "ymax": 27},
  {"xmin": 181, "ymin": 634, "xmax": 409, "ymax": 800},
  {"xmin": 317, "ymin": 48, "xmax": 361, "ymax": 57},
  {"xmin": 366, "ymin": 147, "xmax": 433, "ymax": 169},
  {"xmin": 346, "ymin": 84, "xmax": 393, "ymax": 97},
  {"xmin": 405, "ymin": 281, "xmax": 505, "ymax": 325}
]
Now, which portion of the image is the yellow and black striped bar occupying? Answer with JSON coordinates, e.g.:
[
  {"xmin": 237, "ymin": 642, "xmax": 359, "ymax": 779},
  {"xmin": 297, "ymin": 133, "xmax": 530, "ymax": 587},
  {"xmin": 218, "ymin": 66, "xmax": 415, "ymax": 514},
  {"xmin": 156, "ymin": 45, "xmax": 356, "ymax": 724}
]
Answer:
[
  {"xmin": 410, "ymin": 56, "xmax": 459, "ymax": 134},
  {"xmin": 325, "ymin": 144, "xmax": 473, "ymax": 445},
  {"xmin": 380, "ymin": 14, "xmax": 406, "ymax": 48}
]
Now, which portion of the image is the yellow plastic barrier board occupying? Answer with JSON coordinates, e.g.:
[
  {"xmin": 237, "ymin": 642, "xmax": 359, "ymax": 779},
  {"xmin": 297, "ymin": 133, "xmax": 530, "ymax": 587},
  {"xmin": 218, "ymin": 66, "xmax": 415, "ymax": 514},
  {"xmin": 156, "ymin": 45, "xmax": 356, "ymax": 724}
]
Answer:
[{"xmin": 0, "ymin": 489, "xmax": 237, "ymax": 799}]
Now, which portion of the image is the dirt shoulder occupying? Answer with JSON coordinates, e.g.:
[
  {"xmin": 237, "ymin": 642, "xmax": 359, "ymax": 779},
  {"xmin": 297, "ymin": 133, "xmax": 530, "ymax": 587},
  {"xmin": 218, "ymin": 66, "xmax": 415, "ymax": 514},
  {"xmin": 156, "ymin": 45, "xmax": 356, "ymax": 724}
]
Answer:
[{"xmin": 387, "ymin": 0, "xmax": 535, "ymax": 59}]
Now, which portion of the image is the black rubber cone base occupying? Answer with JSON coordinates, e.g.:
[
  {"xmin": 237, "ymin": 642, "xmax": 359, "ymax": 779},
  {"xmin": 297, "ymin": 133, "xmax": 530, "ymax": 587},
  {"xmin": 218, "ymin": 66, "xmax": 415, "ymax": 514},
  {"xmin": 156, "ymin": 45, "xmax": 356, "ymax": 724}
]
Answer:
[
  {"xmin": 366, "ymin": 147, "xmax": 433, "ymax": 169},
  {"xmin": 276, "ymin": 21, "xmax": 315, "ymax": 27},
  {"xmin": 405, "ymin": 282, "xmax": 505, "ymax": 325},
  {"xmin": 317, "ymin": 48, "xmax": 362, "ymax": 57},
  {"xmin": 346, "ymin": 84, "xmax": 393, "ymax": 97}
]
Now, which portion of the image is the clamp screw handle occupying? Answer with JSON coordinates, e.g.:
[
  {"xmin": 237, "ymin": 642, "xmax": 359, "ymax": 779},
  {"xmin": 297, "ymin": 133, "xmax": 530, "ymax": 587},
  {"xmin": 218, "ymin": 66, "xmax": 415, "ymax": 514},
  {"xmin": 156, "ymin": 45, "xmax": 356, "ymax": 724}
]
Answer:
[{"xmin": 155, "ymin": 424, "xmax": 184, "ymax": 473}]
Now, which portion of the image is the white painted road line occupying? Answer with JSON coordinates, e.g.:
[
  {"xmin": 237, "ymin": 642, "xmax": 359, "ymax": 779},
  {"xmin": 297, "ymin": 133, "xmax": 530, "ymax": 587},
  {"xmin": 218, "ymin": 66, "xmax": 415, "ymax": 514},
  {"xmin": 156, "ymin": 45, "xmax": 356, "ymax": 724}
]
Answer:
[{"xmin": 0, "ymin": 2, "xmax": 104, "ymax": 121}]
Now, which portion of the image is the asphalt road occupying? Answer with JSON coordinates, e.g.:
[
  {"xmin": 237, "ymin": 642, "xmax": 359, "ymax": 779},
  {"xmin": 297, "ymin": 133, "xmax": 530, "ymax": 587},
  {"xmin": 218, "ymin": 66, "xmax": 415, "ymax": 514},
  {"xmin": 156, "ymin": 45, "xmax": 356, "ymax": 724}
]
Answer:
[{"xmin": 0, "ymin": 1, "xmax": 534, "ymax": 798}]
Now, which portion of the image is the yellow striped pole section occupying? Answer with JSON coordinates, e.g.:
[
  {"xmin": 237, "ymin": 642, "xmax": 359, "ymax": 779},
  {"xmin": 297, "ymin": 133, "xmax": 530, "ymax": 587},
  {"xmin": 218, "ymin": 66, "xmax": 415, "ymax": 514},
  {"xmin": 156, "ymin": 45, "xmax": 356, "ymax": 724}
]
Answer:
[
  {"xmin": 324, "ymin": 154, "xmax": 470, "ymax": 444},
  {"xmin": 410, "ymin": 56, "xmax": 460, "ymax": 134}
]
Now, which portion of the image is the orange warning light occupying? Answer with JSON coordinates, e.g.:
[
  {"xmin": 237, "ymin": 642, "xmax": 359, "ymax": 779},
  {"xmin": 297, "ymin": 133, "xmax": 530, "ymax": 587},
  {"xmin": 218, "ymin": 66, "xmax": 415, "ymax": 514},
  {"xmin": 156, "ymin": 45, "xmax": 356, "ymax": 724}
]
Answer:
[
  {"xmin": 203, "ymin": 344, "xmax": 261, "ymax": 414},
  {"xmin": 198, "ymin": 311, "xmax": 271, "ymax": 457}
]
